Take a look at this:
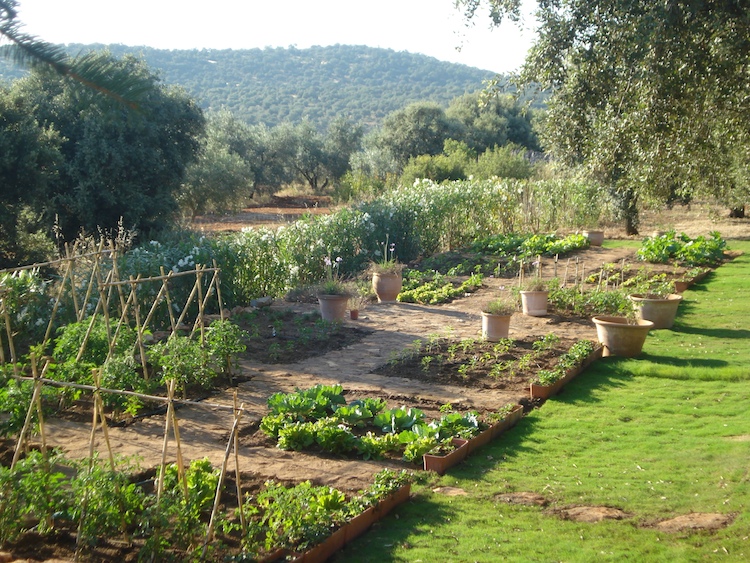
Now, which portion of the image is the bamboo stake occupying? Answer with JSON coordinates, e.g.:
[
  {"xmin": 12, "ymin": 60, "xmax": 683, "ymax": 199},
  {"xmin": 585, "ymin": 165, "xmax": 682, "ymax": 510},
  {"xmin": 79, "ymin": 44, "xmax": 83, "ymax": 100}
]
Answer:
[
  {"xmin": 201, "ymin": 401, "xmax": 244, "ymax": 558},
  {"xmin": 160, "ymin": 266, "xmax": 177, "ymax": 332},
  {"xmin": 30, "ymin": 354, "xmax": 48, "ymax": 459},
  {"xmin": 169, "ymin": 381, "xmax": 188, "ymax": 501},
  {"xmin": 155, "ymin": 380, "xmax": 175, "ymax": 504},
  {"xmin": 563, "ymin": 258, "xmax": 570, "ymax": 288},
  {"xmin": 8, "ymin": 373, "xmax": 245, "ymax": 411},
  {"xmin": 233, "ymin": 392, "xmax": 246, "ymax": 537},
  {"xmin": 128, "ymin": 277, "xmax": 150, "ymax": 380},
  {"xmin": 43, "ymin": 257, "xmax": 73, "ymax": 345},
  {"xmin": 213, "ymin": 260, "xmax": 225, "ymax": 322},
  {"xmin": 74, "ymin": 296, "xmax": 104, "ymax": 362},
  {"xmin": 101, "ymin": 267, "xmax": 219, "ymax": 287},
  {"xmin": 66, "ymin": 245, "xmax": 81, "ymax": 322},
  {"xmin": 0, "ymin": 301, "xmax": 5, "ymax": 364},
  {"xmin": 0, "ymin": 247, "xmax": 113, "ymax": 275},
  {"xmin": 191, "ymin": 268, "xmax": 220, "ymax": 339},
  {"xmin": 3, "ymin": 303, "xmax": 17, "ymax": 374},
  {"xmin": 553, "ymin": 254, "xmax": 558, "ymax": 279},
  {"xmin": 11, "ymin": 362, "xmax": 46, "ymax": 469}
]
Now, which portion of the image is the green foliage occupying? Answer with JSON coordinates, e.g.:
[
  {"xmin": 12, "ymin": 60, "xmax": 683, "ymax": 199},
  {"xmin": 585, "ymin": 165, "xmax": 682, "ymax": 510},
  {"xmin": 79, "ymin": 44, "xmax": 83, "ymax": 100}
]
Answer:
[
  {"xmin": 8, "ymin": 51, "xmax": 204, "ymax": 243},
  {"xmin": 0, "ymin": 84, "xmax": 61, "ymax": 268},
  {"xmin": 148, "ymin": 335, "xmax": 214, "ymax": 394},
  {"xmin": 313, "ymin": 419, "xmax": 358, "ymax": 455},
  {"xmin": 70, "ymin": 455, "xmax": 146, "ymax": 546},
  {"xmin": 466, "ymin": 0, "xmax": 750, "ymax": 221},
  {"xmin": 0, "ymin": 450, "xmax": 71, "ymax": 543},
  {"xmin": 637, "ymin": 231, "xmax": 727, "ymax": 266},
  {"xmin": 534, "ymin": 339, "xmax": 596, "ymax": 386},
  {"xmin": 468, "ymin": 143, "xmax": 534, "ymax": 180},
  {"xmin": 52, "ymin": 316, "xmax": 137, "ymax": 366},
  {"xmin": 373, "ymin": 406, "xmax": 426, "ymax": 433},
  {"xmin": 205, "ymin": 319, "xmax": 247, "ymax": 375},
  {"xmin": 398, "ymin": 271, "xmax": 483, "ymax": 305}
]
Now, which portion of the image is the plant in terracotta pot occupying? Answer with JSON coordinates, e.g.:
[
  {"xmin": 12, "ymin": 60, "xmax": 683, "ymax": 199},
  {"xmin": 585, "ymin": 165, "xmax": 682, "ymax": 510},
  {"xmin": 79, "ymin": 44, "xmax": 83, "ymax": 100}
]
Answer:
[
  {"xmin": 518, "ymin": 276, "xmax": 549, "ymax": 317},
  {"xmin": 317, "ymin": 255, "xmax": 351, "ymax": 321},
  {"xmin": 628, "ymin": 278, "xmax": 682, "ymax": 329},
  {"xmin": 347, "ymin": 294, "xmax": 369, "ymax": 320},
  {"xmin": 481, "ymin": 293, "xmax": 517, "ymax": 341},
  {"xmin": 369, "ymin": 236, "xmax": 404, "ymax": 303}
]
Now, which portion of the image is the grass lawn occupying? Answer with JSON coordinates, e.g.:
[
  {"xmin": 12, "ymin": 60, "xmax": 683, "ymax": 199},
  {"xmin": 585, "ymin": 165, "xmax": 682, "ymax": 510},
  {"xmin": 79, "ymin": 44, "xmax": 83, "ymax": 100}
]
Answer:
[{"xmin": 336, "ymin": 241, "xmax": 750, "ymax": 562}]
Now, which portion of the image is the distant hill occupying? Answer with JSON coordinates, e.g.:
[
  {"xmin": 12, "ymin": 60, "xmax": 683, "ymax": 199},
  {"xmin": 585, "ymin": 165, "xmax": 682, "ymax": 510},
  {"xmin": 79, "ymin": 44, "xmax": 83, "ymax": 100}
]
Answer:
[{"xmin": 1, "ymin": 44, "xmax": 506, "ymax": 130}]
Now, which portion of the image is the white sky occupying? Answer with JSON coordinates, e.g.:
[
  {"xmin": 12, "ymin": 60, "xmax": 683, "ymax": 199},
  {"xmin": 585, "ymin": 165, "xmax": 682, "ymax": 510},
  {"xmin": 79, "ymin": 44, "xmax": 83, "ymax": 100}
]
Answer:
[{"xmin": 14, "ymin": 0, "xmax": 537, "ymax": 74}]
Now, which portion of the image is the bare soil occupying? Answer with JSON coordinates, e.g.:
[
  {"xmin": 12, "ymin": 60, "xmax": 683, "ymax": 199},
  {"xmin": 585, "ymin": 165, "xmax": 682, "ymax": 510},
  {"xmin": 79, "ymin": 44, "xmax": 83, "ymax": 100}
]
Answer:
[{"xmin": 4, "ymin": 200, "xmax": 746, "ymax": 561}]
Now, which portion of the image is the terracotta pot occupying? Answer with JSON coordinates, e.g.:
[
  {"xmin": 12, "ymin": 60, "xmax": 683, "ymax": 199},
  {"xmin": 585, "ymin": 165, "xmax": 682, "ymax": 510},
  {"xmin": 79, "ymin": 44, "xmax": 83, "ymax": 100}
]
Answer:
[
  {"xmin": 592, "ymin": 315, "xmax": 653, "ymax": 357},
  {"xmin": 350, "ymin": 309, "xmax": 359, "ymax": 320},
  {"xmin": 629, "ymin": 293, "xmax": 683, "ymax": 329},
  {"xmin": 673, "ymin": 280, "xmax": 689, "ymax": 293},
  {"xmin": 466, "ymin": 404, "xmax": 523, "ymax": 454},
  {"xmin": 520, "ymin": 290, "xmax": 548, "ymax": 316},
  {"xmin": 583, "ymin": 230, "xmax": 605, "ymax": 246},
  {"xmin": 481, "ymin": 312, "xmax": 511, "ymax": 341},
  {"xmin": 423, "ymin": 438, "xmax": 469, "ymax": 475},
  {"xmin": 372, "ymin": 272, "xmax": 402, "ymax": 303},
  {"xmin": 317, "ymin": 294, "xmax": 349, "ymax": 321},
  {"xmin": 529, "ymin": 346, "xmax": 604, "ymax": 400}
]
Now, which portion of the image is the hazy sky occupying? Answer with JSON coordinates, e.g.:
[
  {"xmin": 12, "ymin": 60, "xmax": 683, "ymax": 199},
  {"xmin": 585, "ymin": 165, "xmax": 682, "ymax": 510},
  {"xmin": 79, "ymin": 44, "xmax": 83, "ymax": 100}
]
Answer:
[{"xmin": 14, "ymin": 0, "xmax": 537, "ymax": 73}]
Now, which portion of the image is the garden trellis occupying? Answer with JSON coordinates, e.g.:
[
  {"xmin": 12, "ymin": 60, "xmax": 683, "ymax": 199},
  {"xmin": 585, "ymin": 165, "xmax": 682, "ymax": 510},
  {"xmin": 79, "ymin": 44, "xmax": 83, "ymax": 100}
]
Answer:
[{"xmin": 0, "ymin": 241, "xmax": 257, "ymax": 560}]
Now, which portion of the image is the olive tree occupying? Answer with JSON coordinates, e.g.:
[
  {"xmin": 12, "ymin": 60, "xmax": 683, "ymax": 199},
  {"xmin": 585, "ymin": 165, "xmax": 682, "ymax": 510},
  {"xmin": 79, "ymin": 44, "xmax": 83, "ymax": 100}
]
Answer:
[
  {"xmin": 458, "ymin": 0, "xmax": 750, "ymax": 233},
  {"xmin": 9, "ymin": 53, "xmax": 205, "ymax": 241}
]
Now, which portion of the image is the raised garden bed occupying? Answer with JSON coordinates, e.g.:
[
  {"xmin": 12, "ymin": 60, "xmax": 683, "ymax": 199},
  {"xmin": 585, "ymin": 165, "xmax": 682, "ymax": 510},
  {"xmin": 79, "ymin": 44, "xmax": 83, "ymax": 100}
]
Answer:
[{"xmin": 232, "ymin": 306, "xmax": 372, "ymax": 363}]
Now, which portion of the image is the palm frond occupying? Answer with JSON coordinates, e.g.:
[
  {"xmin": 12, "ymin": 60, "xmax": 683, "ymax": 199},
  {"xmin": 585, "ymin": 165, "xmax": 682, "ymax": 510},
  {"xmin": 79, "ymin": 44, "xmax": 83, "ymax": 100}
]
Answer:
[{"xmin": 0, "ymin": 0, "xmax": 150, "ymax": 108}]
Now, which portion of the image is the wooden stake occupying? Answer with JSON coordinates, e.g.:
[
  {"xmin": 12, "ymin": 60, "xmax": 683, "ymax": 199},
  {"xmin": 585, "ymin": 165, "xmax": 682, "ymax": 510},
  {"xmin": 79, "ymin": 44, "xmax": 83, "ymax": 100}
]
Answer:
[{"xmin": 202, "ymin": 401, "xmax": 245, "ymax": 558}]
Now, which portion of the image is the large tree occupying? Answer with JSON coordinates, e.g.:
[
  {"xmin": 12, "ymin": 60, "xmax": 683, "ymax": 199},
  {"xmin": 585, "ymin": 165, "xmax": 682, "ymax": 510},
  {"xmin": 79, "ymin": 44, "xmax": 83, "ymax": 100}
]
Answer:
[
  {"xmin": 9, "ymin": 53, "xmax": 205, "ymax": 241},
  {"xmin": 458, "ymin": 0, "xmax": 750, "ymax": 232},
  {"xmin": 0, "ymin": 85, "xmax": 61, "ymax": 266}
]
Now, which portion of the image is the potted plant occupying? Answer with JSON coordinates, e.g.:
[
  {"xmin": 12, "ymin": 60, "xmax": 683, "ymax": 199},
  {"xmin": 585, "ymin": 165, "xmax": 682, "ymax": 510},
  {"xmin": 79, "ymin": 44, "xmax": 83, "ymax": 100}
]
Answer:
[
  {"xmin": 481, "ymin": 294, "xmax": 516, "ymax": 341},
  {"xmin": 348, "ymin": 294, "xmax": 369, "ymax": 320},
  {"xmin": 318, "ymin": 255, "xmax": 351, "ymax": 321},
  {"xmin": 519, "ymin": 278, "xmax": 549, "ymax": 317},
  {"xmin": 370, "ymin": 236, "xmax": 404, "ymax": 303},
  {"xmin": 592, "ymin": 314, "xmax": 654, "ymax": 357},
  {"xmin": 582, "ymin": 229, "xmax": 605, "ymax": 246},
  {"xmin": 628, "ymin": 279, "xmax": 683, "ymax": 329}
]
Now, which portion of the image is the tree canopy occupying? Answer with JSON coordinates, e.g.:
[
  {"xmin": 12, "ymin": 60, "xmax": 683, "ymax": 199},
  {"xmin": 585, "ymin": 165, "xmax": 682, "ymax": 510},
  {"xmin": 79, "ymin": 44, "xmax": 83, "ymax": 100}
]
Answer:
[
  {"xmin": 459, "ymin": 0, "xmax": 750, "ymax": 231},
  {"xmin": 3, "ymin": 52, "xmax": 204, "ymax": 247}
]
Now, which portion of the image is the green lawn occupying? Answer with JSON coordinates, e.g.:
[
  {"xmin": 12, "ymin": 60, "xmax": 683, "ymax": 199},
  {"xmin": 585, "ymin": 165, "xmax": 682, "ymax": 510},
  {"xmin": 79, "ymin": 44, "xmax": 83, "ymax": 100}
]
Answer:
[{"xmin": 336, "ymin": 241, "xmax": 750, "ymax": 562}]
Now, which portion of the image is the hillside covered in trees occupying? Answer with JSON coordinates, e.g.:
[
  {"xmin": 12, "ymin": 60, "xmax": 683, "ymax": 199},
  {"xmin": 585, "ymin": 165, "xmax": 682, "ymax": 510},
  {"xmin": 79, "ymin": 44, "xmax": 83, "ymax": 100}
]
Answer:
[{"xmin": 1, "ymin": 43, "xmax": 503, "ymax": 130}]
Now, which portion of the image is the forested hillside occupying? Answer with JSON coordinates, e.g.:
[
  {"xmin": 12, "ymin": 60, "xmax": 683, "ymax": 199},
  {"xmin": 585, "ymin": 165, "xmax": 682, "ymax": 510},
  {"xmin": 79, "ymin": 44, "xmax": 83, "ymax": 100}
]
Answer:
[{"xmin": 1, "ymin": 44, "xmax": 502, "ymax": 129}]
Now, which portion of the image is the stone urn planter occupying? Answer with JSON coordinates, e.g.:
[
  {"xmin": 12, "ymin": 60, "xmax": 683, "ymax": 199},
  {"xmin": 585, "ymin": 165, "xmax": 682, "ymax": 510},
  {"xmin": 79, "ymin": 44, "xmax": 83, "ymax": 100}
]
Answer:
[
  {"xmin": 520, "ymin": 290, "xmax": 548, "ymax": 316},
  {"xmin": 583, "ymin": 230, "xmax": 605, "ymax": 246},
  {"xmin": 372, "ymin": 272, "xmax": 402, "ymax": 303},
  {"xmin": 592, "ymin": 315, "xmax": 653, "ymax": 357},
  {"xmin": 629, "ymin": 293, "xmax": 683, "ymax": 329},
  {"xmin": 317, "ymin": 294, "xmax": 349, "ymax": 321},
  {"xmin": 481, "ymin": 312, "xmax": 511, "ymax": 341}
]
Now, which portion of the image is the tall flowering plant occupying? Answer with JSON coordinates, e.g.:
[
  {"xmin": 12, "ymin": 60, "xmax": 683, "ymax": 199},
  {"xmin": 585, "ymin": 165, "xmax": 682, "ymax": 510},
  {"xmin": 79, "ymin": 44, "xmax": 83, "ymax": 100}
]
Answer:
[
  {"xmin": 369, "ymin": 236, "xmax": 404, "ymax": 275},
  {"xmin": 318, "ymin": 255, "xmax": 350, "ymax": 295}
]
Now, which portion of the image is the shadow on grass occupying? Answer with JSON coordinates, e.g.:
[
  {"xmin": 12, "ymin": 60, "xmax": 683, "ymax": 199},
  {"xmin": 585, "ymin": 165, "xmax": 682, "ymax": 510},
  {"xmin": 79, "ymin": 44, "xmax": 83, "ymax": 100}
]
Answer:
[
  {"xmin": 671, "ymin": 324, "xmax": 750, "ymax": 340},
  {"xmin": 332, "ymin": 491, "xmax": 454, "ymax": 562}
]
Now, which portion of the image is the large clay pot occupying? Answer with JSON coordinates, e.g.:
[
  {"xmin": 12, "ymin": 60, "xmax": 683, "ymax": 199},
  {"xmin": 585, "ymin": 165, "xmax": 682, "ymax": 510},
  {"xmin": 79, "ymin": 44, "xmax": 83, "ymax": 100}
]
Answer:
[
  {"xmin": 318, "ymin": 294, "xmax": 349, "ymax": 321},
  {"xmin": 481, "ymin": 312, "xmax": 511, "ymax": 341},
  {"xmin": 372, "ymin": 272, "xmax": 402, "ymax": 303},
  {"xmin": 592, "ymin": 315, "xmax": 653, "ymax": 357},
  {"xmin": 583, "ymin": 230, "xmax": 605, "ymax": 246},
  {"xmin": 629, "ymin": 293, "xmax": 683, "ymax": 329},
  {"xmin": 520, "ymin": 290, "xmax": 548, "ymax": 316}
]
